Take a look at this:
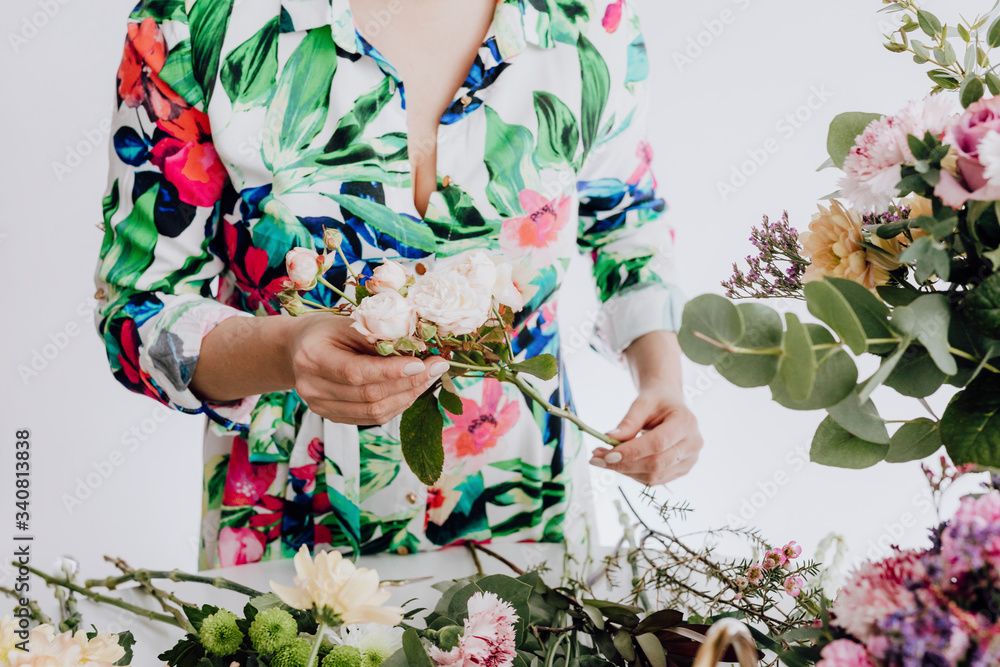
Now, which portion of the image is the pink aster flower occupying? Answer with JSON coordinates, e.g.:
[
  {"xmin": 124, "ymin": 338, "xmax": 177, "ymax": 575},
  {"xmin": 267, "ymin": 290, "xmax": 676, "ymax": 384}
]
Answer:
[
  {"xmin": 783, "ymin": 541, "xmax": 803, "ymax": 560},
  {"xmin": 429, "ymin": 592, "xmax": 518, "ymax": 667},
  {"xmin": 783, "ymin": 575, "xmax": 806, "ymax": 598},
  {"xmin": 816, "ymin": 639, "xmax": 877, "ymax": 667},
  {"xmin": 831, "ymin": 550, "xmax": 928, "ymax": 642}
]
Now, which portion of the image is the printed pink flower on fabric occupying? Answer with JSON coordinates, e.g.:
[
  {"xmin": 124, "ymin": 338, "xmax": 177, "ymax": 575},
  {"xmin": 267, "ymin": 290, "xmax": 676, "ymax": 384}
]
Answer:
[
  {"xmin": 831, "ymin": 549, "xmax": 927, "ymax": 642},
  {"xmin": 149, "ymin": 108, "xmax": 228, "ymax": 208},
  {"xmin": 602, "ymin": 0, "xmax": 625, "ymax": 32},
  {"xmin": 222, "ymin": 437, "xmax": 277, "ymax": 507},
  {"xmin": 217, "ymin": 527, "xmax": 267, "ymax": 567},
  {"xmin": 429, "ymin": 592, "xmax": 519, "ymax": 667},
  {"xmin": 936, "ymin": 96, "xmax": 1000, "ymax": 207},
  {"xmin": 443, "ymin": 379, "xmax": 519, "ymax": 462},
  {"xmin": 816, "ymin": 639, "xmax": 877, "ymax": 667},
  {"xmin": 500, "ymin": 190, "xmax": 571, "ymax": 267}
]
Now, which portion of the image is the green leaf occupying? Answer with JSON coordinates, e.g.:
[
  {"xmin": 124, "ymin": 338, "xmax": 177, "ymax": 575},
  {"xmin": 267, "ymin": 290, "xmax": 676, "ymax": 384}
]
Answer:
[
  {"xmin": 188, "ymin": 0, "xmax": 235, "ymax": 107},
  {"xmin": 613, "ymin": 630, "xmax": 636, "ymax": 662},
  {"xmin": 827, "ymin": 391, "xmax": 890, "ymax": 444},
  {"xmin": 964, "ymin": 272, "xmax": 1000, "ymax": 338},
  {"xmin": 860, "ymin": 338, "xmax": 911, "ymax": 402},
  {"xmin": 917, "ymin": 9, "xmax": 942, "ymax": 36},
  {"xmin": 483, "ymin": 106, "xmax": 537, "ymax": 217},
  {"xmin": 510, "ymin": 354, "xmax": 558, "ymax": 381},
  {"xmin": 533, "ymin": 91, "xmax": 580, "ymax": 168},
  {"xmin": 987, "ymin": 72, "xmax": 1000, "ymax": 96},
  {"xmin": 771, "ymin": 325, "xmax": 858, "ymax": 411},
  {"xmin": 157, "ymin": 39, "xmax": 203, "ymax": 107},
  {"xmin": 633, "ymin": 610, "xmax": 684, "ymax": 635},
  {"xmin": 635, "ymin": 633, "xmax": 667, "ymax": 667},
  {"xmin": 827, "ymin": 112, "xmax": 882, "ymax": 169},
  {"xmin": 578, "ymin": 33, "xmax": 611, "ymax": 161},
  {"xmin": 810, "ymin": 416, "xmax": 889, "ymax": 469},
  {"xmin": 221, "ymin": 17, "xmax": 279, "ymax": 109},
  {"xmin": 877, "ymin": 285, "xmax": 921, "ymax": 307},
  {"xmin": 941, "ymin": 374, "xmax": 1000, "ymax": 467},
  {"xmin": 402, "ymin": 628, "xmax": 436, "ymax": 667},
  {"xmin": 678, "ymin": 295, "xmax": 744, "ymax": 366},
  {"xmin": 891, "ymin": 294, "xmax": 958, "ymax": 375},
  {"xmin": 898, "ymin": 236, "xmax": 951, "ymax": 283},
  {"xmin": 805, "ymin": 280, "xmax": 868, "ymax": 355},
  {"xmin": 98, "ymin": 184, "xmax": 160, "ymax": 288},
  {"xmin": 961, "ymin": 76, "xmax": 986, "ymax": 108},
  {"xmin": 884, "ymin": 347, "xmax": 948, "ymax": 398},
  {"xmin": 989, "ymin": 15, "xmax": 1000, "ymax": 47},
  {"xmin": 886, "ymin": 419, "xmax": 942, "ymax": 462},
  {"xmin": 582, "ymin": 603, "xmax": 605, "ymax": 631},
  {"xmin": 826, "ymin": 277, "xmax": 895, "ymax": 353},
  {"xmin": 328, "ymin": 194, "xmax": 437, "ymax": 252},
  {"xmin": 715, "ymin": 303, "xmax": 782, "ymax": 388},
  {"xmin": 400, "ymin": 390, "xmax": 445, "ymax": 485},
  {"xmin": 438, "ymin": 388, "xmax": 464, "ymax": 416},
  {"xmin": 780, "ymin": 313, "xmax": 817, "ymax": 401},
  {"xmin": 914, "ymin": 213, "xmax": 957, "ymax": 239}
]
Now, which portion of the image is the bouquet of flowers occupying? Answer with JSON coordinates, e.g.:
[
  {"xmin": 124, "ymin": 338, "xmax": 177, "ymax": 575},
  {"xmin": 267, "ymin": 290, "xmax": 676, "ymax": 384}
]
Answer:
[
  {"xmin": 280, "ymin": 237, "xmax": 616, "ymax": 485},
  {"xmin": 680, "ymin": 1, "xmax": 1000, "ymax": 471}
]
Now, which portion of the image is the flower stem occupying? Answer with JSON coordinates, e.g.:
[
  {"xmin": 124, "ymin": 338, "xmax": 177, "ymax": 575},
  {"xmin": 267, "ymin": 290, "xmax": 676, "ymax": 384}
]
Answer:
[
  {"xmin": 318, "ymin": 276, "xmax": 358, "ymax": 307},
  {"xmin": 22, "ymin": 564, "xmax": 184, "ymax": 629},
  {"xmin": 948, "ymin": 346, "xmax": 1000, "ymax": 374},
  {"xmin": 300, "ymin": 298, "xmax": 348, "ymax": 314},
  {"xmin": 507, "ymin": 373, "xmax": 620, "ymax": 446},
  {"xmin": 335, "ymin": 247, "xmax": 359, "ymax": 283},
  {"xmin": 447, "ymin": 360, "xmax": 496, "ymax": 374},
  {"xmin": 85, "ymin": 570, "xmax": 263, "ymax": 598},
  {"xmin": 308, "ymin": 622, "xmax": 327, "ymax": 667}
]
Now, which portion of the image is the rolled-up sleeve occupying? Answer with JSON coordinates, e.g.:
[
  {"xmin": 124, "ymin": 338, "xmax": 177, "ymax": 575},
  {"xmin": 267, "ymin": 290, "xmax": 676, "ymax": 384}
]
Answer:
[
  {"xmin": 94, "ymin": 3, "xmax": 258, "ymax": 430},
  {"xmin": 576, "ymin": 0, "xmax": 684, "ymax": 359}
]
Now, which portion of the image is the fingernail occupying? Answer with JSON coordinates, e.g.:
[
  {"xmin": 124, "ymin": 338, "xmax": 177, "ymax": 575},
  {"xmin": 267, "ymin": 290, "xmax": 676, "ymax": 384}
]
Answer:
[
  {"xmin": 605, "ymin": 452, "xmax": 623, "ymax": 465},
  {"xmin": 429, "ymin": 361, "xmax": 450, "ymax": 377},
  {"xmin": 607, "ymin": 427, "xmax": 622, "ymax": 436},
  {"xmin": 403, "ymin": 362, "xmax": 425, "ymax": 376},
  {"xmin": 589, "ymin": 457, "xmax": 607, "ymax": 469}
]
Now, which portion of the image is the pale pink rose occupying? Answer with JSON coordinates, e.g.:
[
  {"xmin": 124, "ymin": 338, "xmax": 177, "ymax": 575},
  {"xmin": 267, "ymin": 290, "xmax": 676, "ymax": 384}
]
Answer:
[
  {"xmin": 816, "ymin": 639, "xmax": 877, "ymax": 667},
  {"xmin": 443, "ymin": 251, "xmax": 498, "ymax": 296},
  {"xmin": 408, "ymin": 272, "xmax": 491, "ymax": 336},
  {"xmin": 351, "ymin": 290, "xmax": 417, "ymax": 343},
  {"xmin": 492, "ymin": 263, "xmax": 526, "ymax": 312},
  {"xmin": 7, "ymin": 625, "xmax": 123, "ymax": 667},
  {"xmin": 285, "ymin": 247, "xmax": 332, "ymax": 291},
  {"xmin": 831, "ymin": 550, "xmax": 927, "ymax": 642},
  {"xmin": 428, "ymin": 592, "xmax": 518, "ymax": 667},
  {"xmin": 935, "ymin": 95, "xmax": 1000, "ymax": 206},
  {"xmin": 367, "ymin": 259, "xmax": 409, "ymax": 295},
  {"xmin": 500, "ymin": 190, "xmax": 571, "ymax": 267}
]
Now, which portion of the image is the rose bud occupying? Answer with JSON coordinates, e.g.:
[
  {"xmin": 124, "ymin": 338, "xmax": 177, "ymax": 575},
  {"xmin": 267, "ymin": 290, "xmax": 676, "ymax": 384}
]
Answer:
[
  {"xmin": 323, "ymin": 228, "xmax": 344, "ymax": 252},
  {"xmin": 285, "ymin": 247, "xmax": 325, "ymax": 291}
]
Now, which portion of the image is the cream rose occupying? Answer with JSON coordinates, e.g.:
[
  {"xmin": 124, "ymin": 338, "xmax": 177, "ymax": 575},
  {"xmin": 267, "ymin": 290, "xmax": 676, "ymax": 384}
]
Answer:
[
  {"xmin": 351, "ymin": 290, "xmax": 417, "ymax": 343},
  {"xmin": 367, "ymin": 259, "xmax": 409, "ymax": 295},
  {"xmin": 492, "ymin": 262, "xmax": 526, "ymax": 312},
  {"xmin": 285, "ymin": 247, "xmax": 331, "ymax": 291},
  {"xmin": 408, "ymin": 271, "xmax": 491, "ymax": 336},
  {"xmin": 445, "ymin": 251, "xmax": 498, "ymax": 295}
]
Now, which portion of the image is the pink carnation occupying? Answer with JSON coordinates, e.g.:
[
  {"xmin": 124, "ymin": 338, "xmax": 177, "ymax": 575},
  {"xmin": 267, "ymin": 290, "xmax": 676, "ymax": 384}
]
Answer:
[
  {"xmin": 816, "ymin": 639, "xmax": 878, "ymax": 667},
  {"xmin": 831, "ymin": 550, "xmax": 928, "ymax": 642},
  {"xmin": 840, "ymin": 95, "xmax": 958, "ymax": 211},
  {"xmin": 429, "ymin": 592, "xmax": 518, "ymax": 667}
]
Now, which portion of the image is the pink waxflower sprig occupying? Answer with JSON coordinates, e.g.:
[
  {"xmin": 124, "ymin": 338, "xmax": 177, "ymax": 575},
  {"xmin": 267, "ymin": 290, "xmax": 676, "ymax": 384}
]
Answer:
[
  {"xmin": 279, "ymin": 231, "xmax": 621, "ymax": 485},
  {"xmin": 732, "ymin": 542, "xmax": 818, "ymax": 606}
]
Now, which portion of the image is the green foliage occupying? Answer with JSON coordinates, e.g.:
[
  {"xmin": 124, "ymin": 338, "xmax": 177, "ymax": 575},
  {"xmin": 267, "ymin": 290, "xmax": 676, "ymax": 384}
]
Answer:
[
  {"xmin": 400, "ymin": 389, "xmax": 445, "ymax": 485},
  {"xmin": 827, "ymin": 112, "xmax": 882, "ymax": 169},
  {"xmin": 509, "ymin": 354, "xmax": 558, "ymax": 381},
  {"xmin": 810, "ymin": 417, "xmax": 890, "ymax": 469},
  {"xmin": 886, "ymin": 419, "xmax": 943, "ymax": 462},
  {"xmin": 942, "ymin": 374, "xmax": 1000, "ymax": 467}
]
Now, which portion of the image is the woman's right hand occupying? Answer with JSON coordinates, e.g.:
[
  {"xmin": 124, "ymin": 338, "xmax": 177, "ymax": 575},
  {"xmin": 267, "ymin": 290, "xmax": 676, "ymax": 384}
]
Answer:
[{"xmin": 288, "ymin": 314, "xmax": 450, "ymax": 426}]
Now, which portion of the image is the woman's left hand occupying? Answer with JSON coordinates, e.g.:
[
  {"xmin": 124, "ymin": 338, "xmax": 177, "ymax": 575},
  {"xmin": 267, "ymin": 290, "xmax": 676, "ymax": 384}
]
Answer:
[
  {"xmin": 590, "ymin": 388, "xmax": 703, "ymax": 486},
  {"xmin": 589, "ymin": 330, "xmax": 703, "ymax": 486}
]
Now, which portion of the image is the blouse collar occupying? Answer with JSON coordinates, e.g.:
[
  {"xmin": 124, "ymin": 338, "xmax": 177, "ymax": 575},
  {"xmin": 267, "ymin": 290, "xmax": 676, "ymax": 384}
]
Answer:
[{"xmin": 279, "ymin": 0, "xmax": 555, "ymax": 60}]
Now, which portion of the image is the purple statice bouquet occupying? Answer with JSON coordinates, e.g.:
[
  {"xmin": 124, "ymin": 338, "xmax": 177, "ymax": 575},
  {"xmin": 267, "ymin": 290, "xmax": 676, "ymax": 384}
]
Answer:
[{"xmin": 817, "ymin": 491, "xmax": 1000, "ymax": 666}]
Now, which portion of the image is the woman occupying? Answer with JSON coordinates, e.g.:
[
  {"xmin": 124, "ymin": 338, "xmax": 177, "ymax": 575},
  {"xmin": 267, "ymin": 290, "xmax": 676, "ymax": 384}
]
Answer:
[{"xmin": 95, "ymin": 0, "xmax": 702, "ymax": 570}]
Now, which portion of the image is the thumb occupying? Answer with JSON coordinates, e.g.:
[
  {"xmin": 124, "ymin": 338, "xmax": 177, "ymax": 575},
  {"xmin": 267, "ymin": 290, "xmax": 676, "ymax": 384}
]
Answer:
[{"xmin": 607, "ymin": 397, "xmax": 652, "ymax": 442}]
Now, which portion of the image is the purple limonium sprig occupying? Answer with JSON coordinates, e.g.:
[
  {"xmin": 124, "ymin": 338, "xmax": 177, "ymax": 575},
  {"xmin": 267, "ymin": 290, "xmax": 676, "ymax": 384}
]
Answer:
[
  {"xmin": 722, "ymin": 211, "xmax": 809, "ymax": 300},
  {"xmin": 862, "ymin": 204, "xmax": 912, "ymax": 227}
]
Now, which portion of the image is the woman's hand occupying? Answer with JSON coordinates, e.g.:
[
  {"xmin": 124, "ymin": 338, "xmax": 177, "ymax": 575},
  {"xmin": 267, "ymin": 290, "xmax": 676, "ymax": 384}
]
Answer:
[
  {"xmin": 589, "ymin": 331, "xmax": 703, "ymax": 486},
  {"xmin": 289, "ymin": 314, "xmax": 449, "ymax": 425}
]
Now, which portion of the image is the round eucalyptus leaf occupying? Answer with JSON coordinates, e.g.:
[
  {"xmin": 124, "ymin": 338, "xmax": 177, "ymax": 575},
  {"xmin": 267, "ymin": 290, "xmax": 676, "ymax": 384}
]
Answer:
[
  {"xmin": 678, "ymin": 295, "xmax": 744, "ymax": 365},
  {"xmin": 716, "ymin": 303, "xmax": 782, "ymax": 388},
  {"xmin": 886, "ymin": 419, "xmax": 942, "ymax": 463},
  {"xmin": 780, "ymin": 312, "xmax": 817, "ymax": 401},
  {"xmin": 811, "ymin": 416, "xmax": 890, "ymax": 469},
  {"xmin": 771, "ymin": 344, "xmax": 858, "ymax": 411},
  {"xmin": 827, "ymin": 393, "xmax": 891, "ymax": 445},
  {"xmin": 884, "ymin": 347, "xmax": 948, "ymax": 398},
  {"xmin": 805, "ymin": 280, "xmax": 868, "ymax": 355}
]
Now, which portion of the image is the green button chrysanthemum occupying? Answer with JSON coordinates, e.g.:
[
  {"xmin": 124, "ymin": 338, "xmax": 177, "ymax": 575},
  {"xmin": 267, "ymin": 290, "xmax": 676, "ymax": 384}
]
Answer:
[
  {"xmin": 199, "ymin": 609, "xmax": 244, "ymax": 657},
  {"xmin": 321, "ymin": 645, "xmax": 362, "ymax": 667},
  {"xmin": 270, "ymin": 637, "xmax": 312, "ymax": 667},
  {"xmin": 248, "ymin": 608, "xmax": 298, "ymax": 656}
]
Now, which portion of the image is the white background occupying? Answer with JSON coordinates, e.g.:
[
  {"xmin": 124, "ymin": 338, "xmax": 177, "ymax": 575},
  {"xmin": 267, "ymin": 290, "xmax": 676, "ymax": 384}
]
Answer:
[{"xmin": 0, "ymin": 0, "xmax": 990, "ymax": 633}]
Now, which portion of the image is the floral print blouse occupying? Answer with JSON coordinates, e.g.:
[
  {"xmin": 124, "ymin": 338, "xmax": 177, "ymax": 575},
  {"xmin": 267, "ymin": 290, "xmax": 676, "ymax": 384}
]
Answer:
[{"xmin": 94, "ymin": 0, "xmax": 682, "ymax": 570}]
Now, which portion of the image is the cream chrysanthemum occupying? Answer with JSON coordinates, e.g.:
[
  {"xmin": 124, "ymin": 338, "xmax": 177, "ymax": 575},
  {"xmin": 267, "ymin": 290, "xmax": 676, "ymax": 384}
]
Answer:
[{"xmin": 799, "ymin": 201, "xmax": 901, "ymax": 290}]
